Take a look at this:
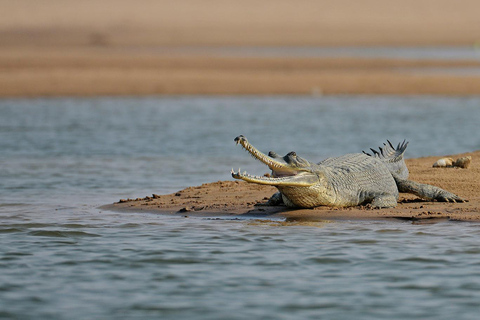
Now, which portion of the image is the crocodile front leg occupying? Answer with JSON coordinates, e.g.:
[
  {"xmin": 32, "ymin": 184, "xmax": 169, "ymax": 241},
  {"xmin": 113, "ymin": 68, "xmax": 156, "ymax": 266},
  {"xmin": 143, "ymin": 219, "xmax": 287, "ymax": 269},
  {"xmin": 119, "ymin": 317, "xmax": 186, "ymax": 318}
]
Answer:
[
  {"xmin": 395, "ymin": 179, "xmax": 466, "ymax": 203},
  {"xmin": 254, "ymin": 192, "xmax": 285, "ymax": 207}
]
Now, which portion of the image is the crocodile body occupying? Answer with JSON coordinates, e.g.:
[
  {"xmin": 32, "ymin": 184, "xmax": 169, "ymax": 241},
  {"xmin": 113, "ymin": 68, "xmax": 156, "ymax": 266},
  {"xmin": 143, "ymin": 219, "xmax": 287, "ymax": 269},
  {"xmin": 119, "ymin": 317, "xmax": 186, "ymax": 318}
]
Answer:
[{"xmin": 231, "ymin": 135, "xmax": 465, "ymax": 208}]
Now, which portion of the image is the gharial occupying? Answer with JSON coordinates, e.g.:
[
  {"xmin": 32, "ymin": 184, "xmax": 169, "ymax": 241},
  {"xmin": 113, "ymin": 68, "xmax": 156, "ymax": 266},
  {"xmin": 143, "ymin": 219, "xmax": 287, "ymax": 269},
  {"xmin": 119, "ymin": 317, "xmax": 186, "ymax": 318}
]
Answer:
[{"xmin": 231, "ymin": 135, "xmax": 466, "ymax": 208}]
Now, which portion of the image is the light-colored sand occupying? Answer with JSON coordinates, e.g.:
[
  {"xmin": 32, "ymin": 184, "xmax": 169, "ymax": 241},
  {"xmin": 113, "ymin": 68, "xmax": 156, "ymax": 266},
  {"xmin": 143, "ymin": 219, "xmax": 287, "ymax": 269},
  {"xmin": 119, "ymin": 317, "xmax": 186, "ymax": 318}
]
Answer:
[
  {"xmin": 1, "ymin": 0, "xmax": 480, "ymax": 96},
  {"xmin": 103, "ymin": 151, "xmax": 480, "ymax": 222}
]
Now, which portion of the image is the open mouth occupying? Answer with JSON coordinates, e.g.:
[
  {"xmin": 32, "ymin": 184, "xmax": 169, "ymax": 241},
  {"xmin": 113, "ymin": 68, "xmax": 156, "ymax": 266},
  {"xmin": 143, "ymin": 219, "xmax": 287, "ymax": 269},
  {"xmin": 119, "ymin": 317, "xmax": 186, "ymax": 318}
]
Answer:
[
  {"xmin": 232, "ymin": 135, "xmax": 318, "ymax": 187},
  {"xmin": 271, "ymin": 169, "xmax": 300, "ymax": 178}
]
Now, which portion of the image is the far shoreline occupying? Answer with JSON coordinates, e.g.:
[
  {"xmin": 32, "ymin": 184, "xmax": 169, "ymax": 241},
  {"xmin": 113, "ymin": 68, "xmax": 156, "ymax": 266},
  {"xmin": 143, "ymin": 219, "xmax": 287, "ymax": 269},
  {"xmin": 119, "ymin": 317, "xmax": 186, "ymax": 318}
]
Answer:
[{"xmin": 2, "ymin": 46, "xmax": 480, "ymax": 97}]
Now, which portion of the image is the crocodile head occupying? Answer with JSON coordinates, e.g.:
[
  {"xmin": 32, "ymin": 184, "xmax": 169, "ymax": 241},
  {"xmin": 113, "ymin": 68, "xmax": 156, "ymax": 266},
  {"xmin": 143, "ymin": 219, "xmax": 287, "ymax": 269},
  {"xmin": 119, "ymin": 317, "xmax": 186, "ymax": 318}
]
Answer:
[{"xmin": 231, "ymin": 135, "xmax": 320, "ymax": 187}]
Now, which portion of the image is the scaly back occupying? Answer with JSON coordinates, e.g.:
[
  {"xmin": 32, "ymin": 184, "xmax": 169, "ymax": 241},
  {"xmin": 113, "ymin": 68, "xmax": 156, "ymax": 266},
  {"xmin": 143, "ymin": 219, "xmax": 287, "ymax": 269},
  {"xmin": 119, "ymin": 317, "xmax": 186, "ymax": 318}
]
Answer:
[{"xmin": 363, "ymin": 140, "xmax": 409, "ymax": 180}]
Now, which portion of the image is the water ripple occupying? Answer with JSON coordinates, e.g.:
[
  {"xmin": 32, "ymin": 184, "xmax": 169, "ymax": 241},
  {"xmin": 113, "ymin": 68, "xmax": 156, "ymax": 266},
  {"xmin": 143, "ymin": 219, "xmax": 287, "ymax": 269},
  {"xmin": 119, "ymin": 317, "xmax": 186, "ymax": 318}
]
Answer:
[
  {"xmin": 396, "ymin": 257, "xmax": 452, "ymax": 264},
  {"xmin": 307, "ymin": 257, "xmax": 352, "ymax": 264},
  {"xmin": 27, "ymin": 230, "xmax": 101, "ymax": 238},
  {"xmin": 0, "ymin": 228, "xmax": 24, "ymax": 234}
]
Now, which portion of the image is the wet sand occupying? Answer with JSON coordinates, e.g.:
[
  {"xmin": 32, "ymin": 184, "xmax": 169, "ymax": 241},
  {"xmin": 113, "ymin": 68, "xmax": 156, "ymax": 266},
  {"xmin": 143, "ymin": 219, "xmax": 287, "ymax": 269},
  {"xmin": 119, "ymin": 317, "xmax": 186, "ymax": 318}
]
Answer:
[
  {"xmin": 2, "ymin": 0, "xmax": 480, "ymax": 96},
  {"xmin": 103, "ymin": 151, "xmax": 479, "ymax": 222}
]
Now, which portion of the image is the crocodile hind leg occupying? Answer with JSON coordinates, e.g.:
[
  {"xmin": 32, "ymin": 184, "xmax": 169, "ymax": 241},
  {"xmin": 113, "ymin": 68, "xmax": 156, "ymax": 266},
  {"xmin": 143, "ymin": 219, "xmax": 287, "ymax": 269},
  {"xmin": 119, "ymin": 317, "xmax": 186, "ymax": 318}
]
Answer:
[
  {"xmin": 395, "ymin": 179, "xmax": 466, "ymax": 203},
  {"xmin": 370, "ymin": 194, "xmax": 398, "ymax": 208}
]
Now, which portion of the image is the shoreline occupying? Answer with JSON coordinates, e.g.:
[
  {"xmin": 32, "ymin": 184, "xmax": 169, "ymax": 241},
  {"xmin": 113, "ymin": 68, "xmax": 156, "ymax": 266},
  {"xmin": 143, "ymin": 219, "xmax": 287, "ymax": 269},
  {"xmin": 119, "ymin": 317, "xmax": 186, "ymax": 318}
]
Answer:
[{"xmin": 101, "ymin": 150, "xmax": 479, "ymax": 222}]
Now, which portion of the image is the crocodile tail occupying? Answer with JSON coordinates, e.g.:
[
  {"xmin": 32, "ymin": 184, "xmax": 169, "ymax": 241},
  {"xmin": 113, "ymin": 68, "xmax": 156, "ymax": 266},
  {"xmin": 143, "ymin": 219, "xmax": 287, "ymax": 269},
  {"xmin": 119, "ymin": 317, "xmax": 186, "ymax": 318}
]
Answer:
[{"xmin": 363, "ymin": 140, "xmax": 409, "ymax": 179}]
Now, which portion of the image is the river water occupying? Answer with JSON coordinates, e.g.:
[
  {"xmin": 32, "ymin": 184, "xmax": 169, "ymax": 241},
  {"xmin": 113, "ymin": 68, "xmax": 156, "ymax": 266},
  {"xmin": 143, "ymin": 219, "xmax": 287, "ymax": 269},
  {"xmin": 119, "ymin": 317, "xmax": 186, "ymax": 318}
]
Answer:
[
  {"xmin": 1, "ymin": 96, "xmax": 480, "ymax": 319},
  {"xmin": 140, "ymin": 45, "xmax": 480, "ymax": 60}
]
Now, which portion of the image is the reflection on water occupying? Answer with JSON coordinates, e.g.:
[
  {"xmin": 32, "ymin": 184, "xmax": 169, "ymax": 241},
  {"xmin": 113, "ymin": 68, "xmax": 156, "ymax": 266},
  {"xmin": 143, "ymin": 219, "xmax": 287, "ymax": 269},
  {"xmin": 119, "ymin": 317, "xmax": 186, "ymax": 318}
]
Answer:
[
  {"xmin": 131, "ymin": 45, "xmax": 480, "ymax": 60},
  {"xmin": 247, "ymin": 218, "xmax": 333, "ymax": 228},
  {"xmin": 398, "ymin": 66, "xmax": 480, "ymax": 76},
  {"xmin": 1, "ymin": 96, "xmax": 480, "ymax": 319}
]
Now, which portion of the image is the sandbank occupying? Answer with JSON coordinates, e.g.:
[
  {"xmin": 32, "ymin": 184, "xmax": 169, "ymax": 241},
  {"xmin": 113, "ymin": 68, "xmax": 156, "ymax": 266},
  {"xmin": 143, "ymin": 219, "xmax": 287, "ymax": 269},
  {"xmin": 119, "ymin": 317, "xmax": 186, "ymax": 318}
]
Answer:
[{"xmin": 102, "ymin": 151, "xmax": 479, "ymax": 222}]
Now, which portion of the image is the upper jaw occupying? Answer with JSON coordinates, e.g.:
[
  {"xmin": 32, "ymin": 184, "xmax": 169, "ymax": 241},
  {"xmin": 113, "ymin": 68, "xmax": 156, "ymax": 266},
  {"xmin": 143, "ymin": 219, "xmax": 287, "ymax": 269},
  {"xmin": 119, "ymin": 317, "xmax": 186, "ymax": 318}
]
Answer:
[
  {"xmin": 234, "ymin": 135, "xmax": 293, "ymax": 172},
  {"xmin": 232, "ymin": 135, "xmax": 318, "ymax": 186}
]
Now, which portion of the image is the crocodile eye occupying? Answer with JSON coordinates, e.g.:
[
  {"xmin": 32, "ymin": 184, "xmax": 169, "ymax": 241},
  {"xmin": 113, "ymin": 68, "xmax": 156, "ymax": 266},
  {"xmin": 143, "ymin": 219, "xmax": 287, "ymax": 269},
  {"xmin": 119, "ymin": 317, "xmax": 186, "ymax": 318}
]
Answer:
[{"xmin": 287, "ymin": 151, "xmax": 296, "ymax": 157}]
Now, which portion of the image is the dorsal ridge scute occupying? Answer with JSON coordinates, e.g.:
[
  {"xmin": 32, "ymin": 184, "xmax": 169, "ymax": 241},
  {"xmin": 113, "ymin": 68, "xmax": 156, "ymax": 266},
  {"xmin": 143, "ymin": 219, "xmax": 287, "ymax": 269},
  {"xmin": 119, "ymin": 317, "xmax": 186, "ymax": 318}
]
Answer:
[
  {"xmin": 364, "ymin": 140, "xmax": 408, "ymax": 163},
  {"xmin": 363, "ymin": 140, "xmax": 409, "ymax": 180}
]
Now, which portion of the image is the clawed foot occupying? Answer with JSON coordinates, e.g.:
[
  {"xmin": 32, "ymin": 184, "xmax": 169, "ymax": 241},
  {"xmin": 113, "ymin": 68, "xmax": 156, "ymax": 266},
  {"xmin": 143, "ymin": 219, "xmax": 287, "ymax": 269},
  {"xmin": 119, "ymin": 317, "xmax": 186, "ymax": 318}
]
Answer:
[{"xmin": 435, "ymin": 191, "xmax": 467, "ymax": 203}]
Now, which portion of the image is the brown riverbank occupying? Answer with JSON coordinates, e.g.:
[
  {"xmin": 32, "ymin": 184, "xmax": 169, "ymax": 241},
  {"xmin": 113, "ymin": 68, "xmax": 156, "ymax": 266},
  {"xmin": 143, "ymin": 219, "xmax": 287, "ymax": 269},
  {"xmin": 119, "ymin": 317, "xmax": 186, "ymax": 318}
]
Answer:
[
  {"xmin": 102, "ymin": 150, "xmax": 479, "ymax": 222},
  {"xmin": 2, "ymin": 0, "xmax": 480, "ymax": 96}
]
